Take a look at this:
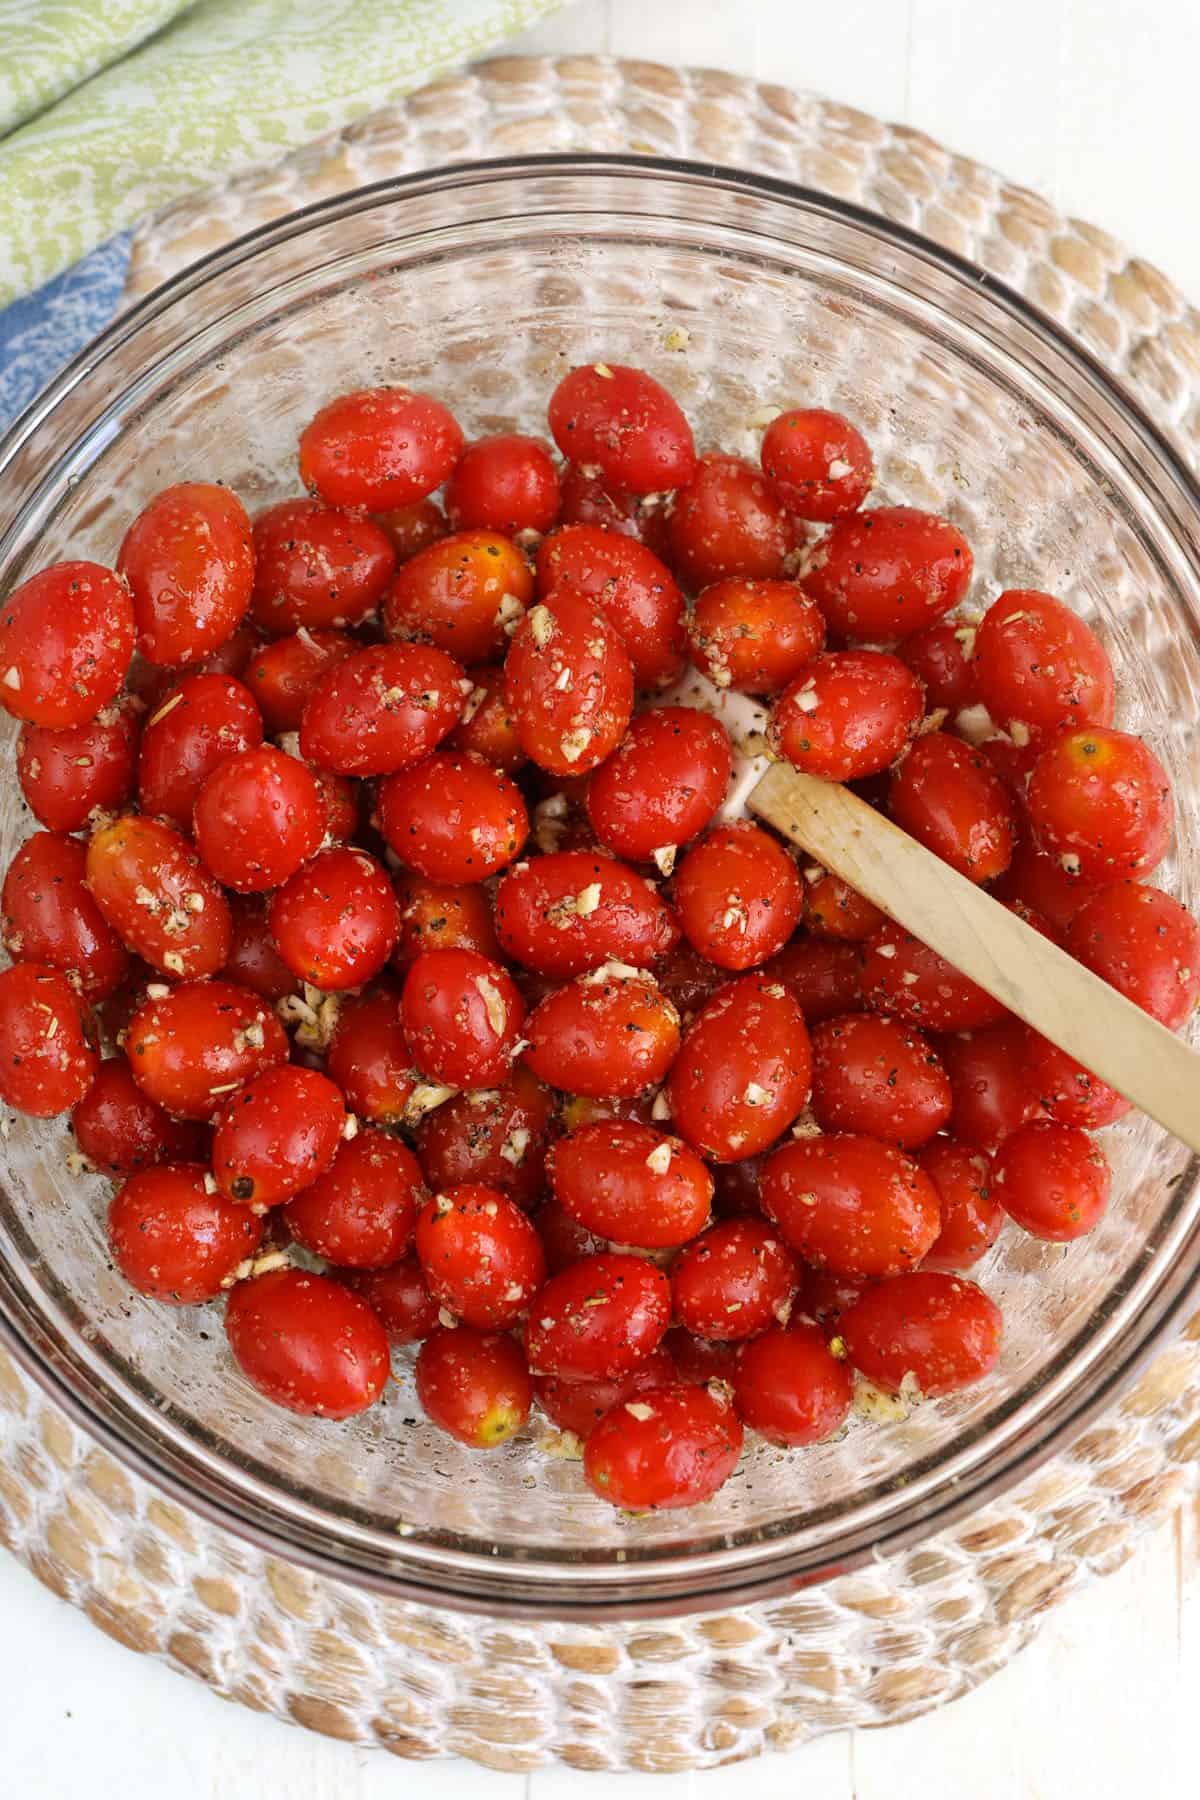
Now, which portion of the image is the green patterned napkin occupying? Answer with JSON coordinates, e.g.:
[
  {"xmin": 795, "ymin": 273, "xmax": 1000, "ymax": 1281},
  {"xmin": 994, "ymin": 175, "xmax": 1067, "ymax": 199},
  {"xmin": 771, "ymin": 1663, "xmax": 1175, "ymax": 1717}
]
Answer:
[{"xmin": 0, "ymin": 0, "xmax": 561, "ymax": 306}]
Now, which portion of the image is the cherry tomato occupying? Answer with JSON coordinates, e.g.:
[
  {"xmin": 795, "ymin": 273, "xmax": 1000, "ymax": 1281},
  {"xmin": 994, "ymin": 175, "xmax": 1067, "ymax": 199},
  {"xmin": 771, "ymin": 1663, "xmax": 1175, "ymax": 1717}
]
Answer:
[
  {"xmin": 840, "ymin": 1270, "xmax": 1001, "ymax": 1396},
  {"xmin": 796, "ymin": 1266, "xmax": 868, "ymax": 1333},
  {"xmin": 445, "ymin": 663, "xmax": 526, "ymax": 772},
  {"xmin": 585, "ymin": 708, "xmax": 732, "ymax": 866},
  {"xmin": 1027, "ymin": 726, "xmax": 1172, "ymax": 884},
  {"xmin": 769, "ymin": 651, "xmax": 924, "ymax": 780},
  {"xmin": 548, "ymin": 1119, "xmax": 712, "ymax": 1248},
  {"xmin": 313, "ymin": 768, "xmax": 359, "ymax": 843},
  {"xmin": 377, "ymin": 497, "xmax": 448, "ymax": 559},
  {"xmin": 285, "ymin": 1129, "xmax": 425, "ymax": 1267},
  {"xmin": 668, "ymin": 453, "xmax": 796, "ymax": 588},
  {"xmin": 802, "ymin": 869, "xmax": 885, "ymax": 942},
  {"xmin": 415, "ymin": 1325, "xmax": 532, "ymax": 1448},
  {"xmin": 503, "ymin": 594, "xmax": 634, "ymax": 776},
  {"xmin": 243, "ymin": 628, "xmax": 355, "ymax": 732},
  {"xmin": 225, "ymin": 1267, "xmax": 391, "ymax": 1418},
  {"xmin": 666, "ymin": 973, "xmax": 811, "ymax": 1161},
  {"xmin": 760, "ymin": 407, "xmax": 874, "ymax": 522},
  {"xmin": 653, "ymin": 939, "xmax": 728, "ymax": 1020},
  {"xmin": 298, "ymin": 642, "xmax": 466, "ymax": 777},
  {"xmin": 299, "ymin": 387, "xmax": 464, "ymax": 511},
  {"xmin": 972, "ymin": 590, "xmax": 1114, "ymax": 743},
  {"xmin": 862, "ymin": 919, "xmax": 1008, "ymax": 1032},
  {"xmin": 673, "ymin": 822, "xmax": 802, "ymax": 971},
  {"xmin": 1065, "ymin": 881, "xmax": 1200, "ymax": 1029},
  {"xmin": 671, "ymin": 1217, "xmax": 799, "ymax": 1341},
  {"xmin": 250, "ymin": 497, "xmax": 395, "ymax": 633},
  {"xmin": 557, "ymin": 462, "xmax": 673, "ymax": 556},
  {"xmin": 444, "ymin": 433, "xmax": 561, "ymax": 535},
  {"xmin": 992, "ymin": 835, "xmax": 1100, "ymax": 934},
  {"xmin": 990, "ymin": 1117, "xmax": 1110, "ymax": 1242},
  {"xmin": 535, "ymin": 1346, "xmax": 678, "ymax": 1440},
  {"xmin": 495, "ymin": 848, "xmax": 678, "ymax": 979},
  {"xmin": 733, "ymin": 1322, "xmax": 854, "ymax": 1445},
  {"xmin": 0, "ymin": 561, "xmax": 134, "ymax": 729},
  {"xmin": 1023, "ymin": 1030, "xmax": 1130, "ymax": 1130},
  {"xmin": 889, "ymin": 733, "xmax": 1017, "ymax": 883},
  {"xmin": 212, "ymin": 1065, "xmax": 345, "ymax": 1208},
  {"xmin": 525, "ymin": 1252, "xmax": 672, "ymax": 1379},
  {"xmin": 660, "ymin": 1326, "xmax": 739, "ymax": 1383},
  {"xmin": 221, "ymin": 897, "xmax": 300, "ymax": 1002},
  {"xmin": 392, "ymin": 872, "xmax": 501, "ymax": 970},
  {"xmin": 129, "ymin": 616, "xmax": 264, "ymax": 701},
  {"xmin": 918, "ymin": 1138, "xmax": 1004, "ymax": 1271},
  {"xmin": 547, "ymin": 363, "xmax": 696, "ymax": 494},
  {"xmin": 0, "ymin": 962, "xmax": 97, "ymax": 1115},
  {"xmin": 192, "ymin": 744, "xmax": 323, "ymax": 893},
  {"xmin": 378, "ymin": 751, "xmax": 529, "ymax": 884},
  {"xmin": 415, "ymin": 1183, "xmax": 545, "ymax": 1327},
  {"xmin": 583, "ymin": 1382, "xmax": 743, "ymax": 1510},
  {"xmin": 137, "ymin": 673, "xmax": 263, "ymax": 828},
  {"xmin": 809, "ymin": 1012, "xmax": 951, "ymax": 1148},
  {"xmin": 324, "ymin": 986, "xmax": 414, "ymax": 1124},
  {"xmin": 899, "ymin": 617, "xmax": 979, "ymax": 714},
  {"xmin": 86, "ymin": 814, "xmax": 231, "ymax": 981},
  {"xmin": 938, "ymin": 1020, "xmax": 1040, "ymax": 1149},
  {"xmin": 524, "ymin": 963, "xmax": 680, "ymax": 1098},
  {"xmin": 977, "ymin": 728, "xmax": 1045, "ymax": 797},
  {"xmin": 3, "ymin": 831, "xmax": 129, "ymax": 1000},
  {"xmin": 763, "ymin": 935, "xmax": 866, "ymax": 1022},
  {"xmin": 401, "ymin": 947, "xmax": 525, "ymax": 1088},
  {"xmin": 414, "ymin": 1068, "xmax": 554, "ymax": 1208},
  {"xmin": 118, "ymin": 483, "xmax": 254, "ymax": 666},
  {"xmin": 343, "ymin": 1254, "xmax": 439, "ymax": 1342},
  {"xmin": 383, "ymin": 530, "xmax": 534, "ymax": 665},
  {"xmin": 16, "ymin": 698, "xmax": 140, "ymax": 834},
  {"xmin": 761, "ymin": 1135, "xmax": 940, "ymax": 1278},
  {"xmin": 269, "ymin": 847, "xmax": 399, "ymax": 989},
  {"xmin": 804, "ymin": 505, "xmax": 973, "ymax": 642},
  {"xmin": 72, "ymin": 1056, "xmax": 204, "ymax": 1175},
  {"xmin": 108, "ymin": 1164, "xmax": 262, "ymax": 1303},
  {"xmin": 125, "ymin": 978, "xmax": 287, "ymax": 1121},
  {"xmin": 536, "ymin": 524, "xmax": 686, "ymax": 689},
  {"xmin": 534, "ymin": 1197, "xmax": 606, "ymax": 1273}
]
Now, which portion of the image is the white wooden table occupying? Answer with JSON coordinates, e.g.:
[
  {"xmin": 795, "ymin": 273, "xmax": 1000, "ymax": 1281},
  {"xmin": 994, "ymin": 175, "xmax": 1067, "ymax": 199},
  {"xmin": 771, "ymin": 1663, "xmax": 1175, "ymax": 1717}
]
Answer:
[{"xmin": 5, "ymin": 2, "xmax": 1200, "ymax": 1794}]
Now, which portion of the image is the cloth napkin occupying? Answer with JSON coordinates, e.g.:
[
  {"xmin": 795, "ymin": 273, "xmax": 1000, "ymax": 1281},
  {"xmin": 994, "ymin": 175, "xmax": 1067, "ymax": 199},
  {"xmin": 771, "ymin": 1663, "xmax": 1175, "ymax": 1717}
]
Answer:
[{"xmin": 0, "ymin": 0, "xmax": 561, "ymax": 431}]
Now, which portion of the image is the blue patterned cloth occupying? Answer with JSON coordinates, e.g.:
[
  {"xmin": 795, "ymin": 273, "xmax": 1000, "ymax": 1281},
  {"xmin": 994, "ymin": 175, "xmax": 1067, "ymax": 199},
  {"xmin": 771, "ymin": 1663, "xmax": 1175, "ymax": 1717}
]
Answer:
[{"xmin": 0, "ymin": 233, "xmax": 133, "ymax": 437}]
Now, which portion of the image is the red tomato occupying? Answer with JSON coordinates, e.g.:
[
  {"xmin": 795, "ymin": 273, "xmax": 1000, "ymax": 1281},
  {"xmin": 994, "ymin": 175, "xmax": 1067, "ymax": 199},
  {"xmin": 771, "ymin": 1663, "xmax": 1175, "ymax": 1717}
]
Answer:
[
  {"xmin": 841, "ymin": 1270, "xmax": 1002, "ymax": 1396},
  {"xmin": 548, "ymin": 1119, "xmax": 712, "ymax": 1248},
  {"xmin": 535, "ymin": 1346, "xmax": 678, "ymax": 1440},
  {"xmin": 192, "ymin": 745, "xmax": 323, "ymax": 893},
  {"xmin": 1065, "ymin": 881, "xmax": 1200, "ymax": 1029},
  {"xmin": 401, "ymin": 947, "xmax": 525, "ymax": 1088},
  {"xmin": 991, "ymin": 1118, "xmax": 1110, "ymax": 1241},
  {"xmin": 557, "ymin": 462, "xmax": 673, "ymax": 555},
  {"xmin": 938, "ymin": 1020, "xmax": 1041, "ymax": 1149},
  {"xmin": 1027, "ymin": 726, "xmax": 1172, "ymax": 884},
  {"xmin": 688, "ymin": 576, "xmax": 826, "ymax": 694},
  {"xmin": 668, "ymin": 453, "xmax": 796, "ymax": 588},
  {"xmin": 445, "ymin": 663, "xmax": 526, "ymax": 772},
  {"xmin": 3, "ymin": 831, "xmax": 129, "ymax": 1001},
  {"xmin": 524, "ymin": 964, "xmax": 681, "ymax": 1098},
  {"xmin": 118, "ymin": 483, "xmax": 253, "ymax": 666},
  {"xmin": 666, "ymin": 973, "xmax": 811, "ymax": 1161},
  {"xmin": 415, "ymin": 1325, "xmax": 532, "ymax": 1447},
  {"xmin": 503, "ymin": 593, "xmax": 634, "ymax": 776},
  {"xmin": 662, "ymin": 1326, "xmax": 741, "ymax": 1383},
  {"xmin": 86, "ymin": 814, "xmax": 232, "ymax": 981},
  {"xmin": 763, "ymin": 935, "xmax": 865, "ymax": 1023},
  {"xmin": 1023, "ymin": 1030, "xmax": 1130, "ymax": 1130},
  {"xmin": 414, "ymin": 1069, "xmax": 554, "ymax": 1208},
  {"xmin": 16, "ymin": 698, "xmax": 140, "ymax": 833},
  {"xmin": 137, "ymin": 673, "xmax": 263, "ymax": 828},
  {"xmin": 125, "ymin": 978, "xmax": 287, "ymax": 1121},
  {"xmin": 533, "ymin": 1197, "xmax": 606, "ymax": 1273},
  {"xmin": 537, "ymin": 524, "xmax": 687, "ymax": 689},
  {"xmin": 221, "ymin": 897, "xmax": 300, "ymax": 1002},
  {"xmin": 992, "ymin": 835, "xmax": 1100, "ymax": 934},
  {"xmin": 653, "ymin": 939, "xmax": 728, "ymax": 1019},
  {"xmin": 250, "ymin": 498, "xmax": 395, "ymax": 634},
  {"xmin": 298, "ymin": 387, "xmax": 464, "ymax": 511},
  {"xmin": 392, "ymin": 872, "xmax": 501, "ymax": 970},
  {"xmin": 108, "ymin": 1164, "xmax": 262, "ymax": 1303},
  {"xmin": 212, "ymin": 1065, "xmax": 345, "ymax": 1208},
  {"xmin": 809, "ymin": 1012, "xmax": 951, "ymax": 1148},
  {"xmin": 415, "ymin": 1182, "xmax": 545, "ymax": 1327},
  {"xmin": 583, "ymin": 1382, "xmax": 743, "ymax": 1509},
  {"xmin": 760, "ymin": 408, "xmax": 874, "ymax": 522},
  {"xmin": 972, "ymin": 590, "xmax": 1114, "ymax": 743},
  {"xmin": 269, "ymin": 847, "xmax": 399, "ymax": 990},
  {"xmin": 343, "ymin": 1255, "xmax": 439, "ymax": 1343},
  {"xmin": 444, "ymin": 434, "xmax": 561, "ymax": 535},
  {"xmin": 72, "ymin": 1056, "xmax": 204, "ymax": 1175},
  {"xmin": 769, "ymin": 651, "xmax": 924, "ymax": 780},
  {"xmin": 899, "ymin": 617, "xmax": 979, "ymax": 714},
  {"xmin": 285, "ymin": 1129, "xmax": 425, "ymax": 1267},
  {"xmin": 325, "ymin": 986, "xmax": 415, "ymax": 1124},
  {"xmin": 377, "ymin": 497, "xmax": 448, "ymax": 559},
  {"xmin": 0, "ymin": 962, "xmax": 97, "ymax": 1115},
  {"xmin": 547, "ymin": 363, "xmax": 696, "ymax": 495},
  {"xmin": 243, "ymin": 628, "xmax": 355, "ymax": 732},
  {"xmin": 378, "ymin": 751, "xmax": 529, "ymax": 884},
  {"xmin": 525, "ymin": 1252, "xmax": 672, "ymax": 1379},
  {"xmin": 918, "ymin": 1138, "xmax": 1004, "ymax": 1271},
  {"xmin": 383, "ymin": 530, "xmax": 534, "ymax": 664},
  {"xmin": 862, "ymin": 919, "xmax": 1008, "ymax": 1032},
  {"xmin": 673, "ymin": 822, "xmax": 803, "ymax": 971},
  {"xmin": 889, "ymin": 733, "xmax": 1017, "ymax": 883},
  {"xmin": 733, "ymin": 1323, "xmax": 854, "ymax": 1445},
  {"xmin": 802, "ymin": 870, "xmax": 886, "ymax": 942},
  {"xmin": 804, "ymin": 505, "xmax": 973, "ymax": 642},
  {"xmin": 761, "ymin": 1135, "xmax": 940, "ymax": 1278},
  {"xmin": 225, "ymin": 1267, "xmax": 391, "ymax": 1418},
  {"xmin": 796, "ymin": 1266, "xmax": 868, "ymax": 1333},
  {"xmin": 495, "ymin": 848, "xmax": 679, "ymax": 979},
  {"xmin": 0, "ymin": 560, "xmax": 133, "ymax": 729},
  {"xmin": 671, "ymin": 1217, "xmax": 799, "ymax": 1341},
  {"xmin": 298, "ymin": 642, "xmax": 466, "ymax": 776},
  {"xmin": 585, "ymin": 707, "xmax": 732, "ymax": 865},
  {"xmin": 313, "ymin": 768, "xmax": 359, "ymax": 843}
]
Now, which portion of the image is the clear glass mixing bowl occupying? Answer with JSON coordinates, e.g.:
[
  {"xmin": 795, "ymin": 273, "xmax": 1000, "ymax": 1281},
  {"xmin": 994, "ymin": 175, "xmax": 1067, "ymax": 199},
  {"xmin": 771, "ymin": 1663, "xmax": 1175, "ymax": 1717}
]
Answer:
[{"xmin": 1, "ymin": 157, "xmax": 1198, "ymax": 1621}]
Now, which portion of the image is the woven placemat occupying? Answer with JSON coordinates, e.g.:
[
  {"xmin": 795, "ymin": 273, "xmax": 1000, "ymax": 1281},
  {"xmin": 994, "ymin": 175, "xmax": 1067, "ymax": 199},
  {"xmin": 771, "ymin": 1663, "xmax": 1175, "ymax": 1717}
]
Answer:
[{"xmin": 2, "ymin": 54, "xmax": 1199, "ymax": 1774}]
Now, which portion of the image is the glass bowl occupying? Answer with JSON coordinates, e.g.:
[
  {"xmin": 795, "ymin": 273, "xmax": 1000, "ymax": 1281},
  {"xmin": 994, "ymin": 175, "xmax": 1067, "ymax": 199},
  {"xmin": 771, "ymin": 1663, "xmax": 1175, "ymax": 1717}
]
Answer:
[{"xmin": 1, "ymin": 157, "xmax": 1198, "ymax": 1622}]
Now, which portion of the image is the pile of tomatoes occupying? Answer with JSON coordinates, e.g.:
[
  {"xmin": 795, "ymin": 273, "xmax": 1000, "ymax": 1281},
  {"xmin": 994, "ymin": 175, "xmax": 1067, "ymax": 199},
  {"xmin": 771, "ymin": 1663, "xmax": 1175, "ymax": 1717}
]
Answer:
[{"xmin": 0, "ymin": 358, "xmax": 1195, "ymax": 1513}]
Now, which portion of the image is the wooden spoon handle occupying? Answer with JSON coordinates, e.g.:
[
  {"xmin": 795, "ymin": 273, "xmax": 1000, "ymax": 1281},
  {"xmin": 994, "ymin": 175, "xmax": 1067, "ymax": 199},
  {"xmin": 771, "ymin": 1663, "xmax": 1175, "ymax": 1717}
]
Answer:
[{"xmin": 749, "ymin": 760, "xmax": 1200, "ymax": 1155}]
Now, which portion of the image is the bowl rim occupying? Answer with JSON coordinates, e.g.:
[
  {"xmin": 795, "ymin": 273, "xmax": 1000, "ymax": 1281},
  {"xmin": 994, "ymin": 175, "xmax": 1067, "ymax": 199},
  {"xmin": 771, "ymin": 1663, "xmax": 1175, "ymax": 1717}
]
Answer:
[{"xmin": 2, "ymin": 151, "xmax": 1199, "ymax": 1620}]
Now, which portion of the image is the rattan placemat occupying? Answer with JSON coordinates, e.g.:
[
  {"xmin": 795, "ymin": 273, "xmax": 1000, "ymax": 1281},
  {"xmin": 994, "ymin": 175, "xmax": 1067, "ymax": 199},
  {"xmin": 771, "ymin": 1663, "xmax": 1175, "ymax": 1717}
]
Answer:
[{"xmin": 2, "ymin": 54, "xmax": 1199, "ymax": 1773}]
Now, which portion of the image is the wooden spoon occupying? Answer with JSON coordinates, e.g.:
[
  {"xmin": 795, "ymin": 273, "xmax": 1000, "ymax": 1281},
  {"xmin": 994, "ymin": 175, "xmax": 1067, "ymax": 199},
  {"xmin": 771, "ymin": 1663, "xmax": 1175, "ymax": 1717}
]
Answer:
[{"xmin": 749, "ymin": 760, "xmax": 1200, "ymax": 1155}]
